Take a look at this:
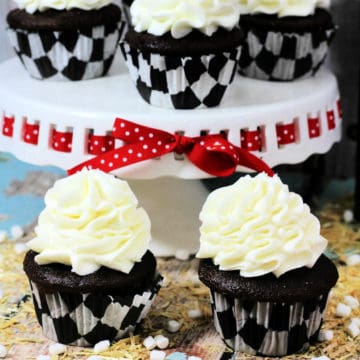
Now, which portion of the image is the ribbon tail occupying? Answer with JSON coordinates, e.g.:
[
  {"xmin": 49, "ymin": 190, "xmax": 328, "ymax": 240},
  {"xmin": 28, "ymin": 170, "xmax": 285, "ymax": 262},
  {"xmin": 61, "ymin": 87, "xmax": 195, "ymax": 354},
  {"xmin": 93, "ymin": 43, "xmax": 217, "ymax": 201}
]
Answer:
[{"xmin": 237, "ymin": 148, "xmax": 274, "ymax": 177}]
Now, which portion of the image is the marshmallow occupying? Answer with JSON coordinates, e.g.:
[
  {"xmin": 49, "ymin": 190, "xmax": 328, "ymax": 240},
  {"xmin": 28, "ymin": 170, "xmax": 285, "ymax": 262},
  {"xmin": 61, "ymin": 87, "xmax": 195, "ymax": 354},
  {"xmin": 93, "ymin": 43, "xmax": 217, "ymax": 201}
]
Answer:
[
  {"xmin": 318, "ymin": 329, "xmax": 334, "ymax": 342},
  {"xmin": 335, "ymin": 303, "xmax": 351, "ymax": 317},
  {"xmin": 143, "ymin": 336, "xmax": 157, "ymax": 350},
  {"xmin": 154, "ymin": 335, "xmax": 169, "ymax": 349},
  {"xmin": 0, "ymin": 345, "xmax": 7, "ymax": 358},
  {"xmin": 344, "ymin": 295, "xmax": 359, "ymax": 309},
  {"xmin": 175, "ymin": 249, "xmax": 190, "ymax": 261},
  {"xmin": 49, "ymin": 343, "xmax": 67, "ymax": 355},
  {"xmin": 93, "ymin": 340, "xmax": 110, "ymax": 353},
  {"xmin": 345, "ymin": 254, "xmax": 360, "ymax": 266},
  {"xmin": 149, "ymin": 350, "xmax": 166, "ymax": 360},
  {"xmin": 167, "ymin": 320, "xmax": 181, "ymax": 333},
  {"xmin": 343, "ymin": 209, "xmax": 354, "ymax": 223}
]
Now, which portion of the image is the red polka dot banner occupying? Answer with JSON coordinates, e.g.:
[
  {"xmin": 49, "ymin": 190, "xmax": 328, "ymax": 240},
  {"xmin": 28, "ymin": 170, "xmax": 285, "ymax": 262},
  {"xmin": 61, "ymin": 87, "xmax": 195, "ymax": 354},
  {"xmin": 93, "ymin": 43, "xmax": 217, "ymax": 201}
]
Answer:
[{"xmin": 68, "ymin": 119, "xmax": 274, "ymax": 178}]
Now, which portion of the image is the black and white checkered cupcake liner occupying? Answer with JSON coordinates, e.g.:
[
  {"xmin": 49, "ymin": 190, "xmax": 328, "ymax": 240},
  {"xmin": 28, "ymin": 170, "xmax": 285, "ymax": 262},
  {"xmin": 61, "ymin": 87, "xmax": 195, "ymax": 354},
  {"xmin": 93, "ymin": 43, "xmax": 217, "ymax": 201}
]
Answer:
[
  {"xmin": 7, "ymin": 20, "xmax": 125, "ymax": 81},
  {"xmin": 29, "ymin": 273, "xmax": 163, "ymax": 346},
  {"xmin": 238, "ymin": 27, "xmax": 336, "ymax": 81},
  {"xmin": 210, "ymin": 289, "xmax": 329, "ymax": 356},
  {"xmin": 120, "ymin": 42, "xmax": 241, "ymax": 109}
]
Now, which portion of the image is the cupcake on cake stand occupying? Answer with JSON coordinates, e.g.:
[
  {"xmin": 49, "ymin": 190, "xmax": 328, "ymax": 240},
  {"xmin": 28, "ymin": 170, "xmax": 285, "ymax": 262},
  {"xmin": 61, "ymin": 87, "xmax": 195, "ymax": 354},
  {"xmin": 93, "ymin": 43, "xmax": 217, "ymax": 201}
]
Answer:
[{"xmin": 0, "ymin": 0, "xmax": 342, "ymax": 256}]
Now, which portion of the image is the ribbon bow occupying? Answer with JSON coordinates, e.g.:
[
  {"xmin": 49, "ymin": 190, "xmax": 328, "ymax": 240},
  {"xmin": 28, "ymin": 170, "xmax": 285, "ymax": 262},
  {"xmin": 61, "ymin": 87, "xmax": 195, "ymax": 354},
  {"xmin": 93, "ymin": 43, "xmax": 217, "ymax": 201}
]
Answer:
[{"xmin": 68, "ymin": 119, "xmax": 274, "ymax": 177}]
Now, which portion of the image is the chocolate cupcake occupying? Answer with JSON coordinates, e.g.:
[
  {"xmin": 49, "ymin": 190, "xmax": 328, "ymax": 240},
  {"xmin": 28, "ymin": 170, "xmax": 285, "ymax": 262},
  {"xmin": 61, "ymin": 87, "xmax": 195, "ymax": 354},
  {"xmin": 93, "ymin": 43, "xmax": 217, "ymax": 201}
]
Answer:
[
  {"xmin": 120, "ymin": 0, "xmax": 243, "ymax": 109},
  {"xmin": 24, "ymin": 169, "xmax": 162, "ymax": 346},
  {"xmin": 7, "ymin": 1, "xmax": 124, "ymax": 81},
  {"xmin": 197, "ymin": 173, "xmax": 338, "ymax": 356},
  {"xmin": 238, "ymin": 1, "xmax": 336, "ymax": 81}
]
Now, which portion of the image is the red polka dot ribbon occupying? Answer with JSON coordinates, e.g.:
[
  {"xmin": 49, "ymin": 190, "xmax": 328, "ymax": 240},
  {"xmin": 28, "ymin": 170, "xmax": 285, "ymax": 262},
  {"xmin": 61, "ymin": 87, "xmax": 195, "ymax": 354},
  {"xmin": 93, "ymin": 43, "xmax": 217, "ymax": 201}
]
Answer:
[{"xmin": 68, "ymin": 118, "xmax": 274, "ymax": 177}]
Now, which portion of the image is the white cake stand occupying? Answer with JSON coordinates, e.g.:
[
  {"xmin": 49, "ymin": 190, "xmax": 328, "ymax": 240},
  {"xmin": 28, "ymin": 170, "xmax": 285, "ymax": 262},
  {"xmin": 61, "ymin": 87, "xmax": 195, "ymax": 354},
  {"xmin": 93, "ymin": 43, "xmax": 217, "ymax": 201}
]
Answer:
[{"xmin": 0, "ymin": 56, "xmax": 342, "ymax": 256}]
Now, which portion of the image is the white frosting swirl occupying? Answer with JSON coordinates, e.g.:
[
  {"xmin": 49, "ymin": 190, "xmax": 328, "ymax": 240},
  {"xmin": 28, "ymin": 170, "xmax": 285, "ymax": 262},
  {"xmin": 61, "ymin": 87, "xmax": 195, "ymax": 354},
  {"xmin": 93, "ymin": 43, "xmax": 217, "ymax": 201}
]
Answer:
[
  {"xmin": 27, "ymin": 169, "xmax": 151, "ymax": 276},
  {"xmin": 196, "ymin": 173, "xmax": 327, "ymax": 278},
  {"xmin": 130, "ymin": 0, "xmax": 241, "ymax": 39},
  {"xmin": 239, "ymin": 0, "xmax": 330, "ymax": 17},
  {"xmin": 13, "ymin": 0, "xmax": 112, "ymax": 14}
]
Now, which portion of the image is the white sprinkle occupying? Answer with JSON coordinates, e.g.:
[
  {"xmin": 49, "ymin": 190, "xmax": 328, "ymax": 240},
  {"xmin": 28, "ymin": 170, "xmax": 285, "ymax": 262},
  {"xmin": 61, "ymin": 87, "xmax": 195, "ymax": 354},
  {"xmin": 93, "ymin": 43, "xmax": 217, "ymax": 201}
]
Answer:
[
  {"xmin": 318, "ymin": 329, "xmax": 333, "ymax": 342},
  {"xmin": 188, "ymin": 309, "xmax": 202, "ymax": 319},
  {"xmin": 311, "ymin": 357, "xmax": 330, "ymax": 360},
  {"xmin": 93, "ymin": 340, "xmax": 110, "ymax": 353},
  {"xmin": 351, "ymin": 317, "xmax": 360, "ymax": 327},
  {"xmin": 143, "ymin": 336, "xmax": 156, "ymax": 350},
  {"xmin": 344, "ymin": 295, "xmax": 359, "ymax": 309},
  {"xmin": 0, "ymin": 345, "xmax": 7, "ymax": 358},
  {"xmin": 188, "ymin": 357, "xmax": 202, "ymax": 360},
  {"xmin": 87, "ymin": 356, "xmax": 103, "ymax": 360},
  {"xmin": 345, "ymin": 254, "xmax": 360, "ymax": 266},
  {"xmin": 0, "ymin": 231, "xmax": 7, "ymax": 243},
  {"xmin": 49, "ymin": 343, "xmax": 67, "ymax": 355},
  {"xmin": 14, "ymin": 243, "xmax": 28, "ymax": 254},
  {"xmin": 343, "ymin": 209, "xmax": 354, "ymax": 223},
  {"xmin": 346, "ymin": 321, "xmax": 360, "ymax": 338},
  {"xmin": 174, "ymin": 249, "xmax": 190, "ymax": 261},
  {"xmin": 335, "ymin": 303, "xmax": 351, "ymax": 317},
  {"xmin": 10, "ymin": 225, "xmax": 24, "ymax": 240},
  {"xmin": 149, "ymin": 350, "xmax": 166, "ymax": 360},
  {"xmin": 167, "ymin": 320, "xmax": 181, "ymax": 333},
  {"xmin": 154, "ymin": 335, "xmax": 169, "ymax": 349},
  {"xmin": 37, "ymin": 356, "xmax": 51, "ymax": 360}
]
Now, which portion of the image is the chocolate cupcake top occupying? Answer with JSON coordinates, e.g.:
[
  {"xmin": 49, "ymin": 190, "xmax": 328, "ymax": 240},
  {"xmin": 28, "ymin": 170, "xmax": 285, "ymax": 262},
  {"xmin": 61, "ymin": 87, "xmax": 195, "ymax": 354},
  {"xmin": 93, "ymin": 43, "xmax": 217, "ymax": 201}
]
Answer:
[
  {"xmin": 239, "ymin": 8, "xmax": 334, "ymax": 33},
  {"xmin": 12, "ymin": 0, "xmax": 112, "ymax": 14},
  {"xmin": 239, "ymin": 0, "xmax": 330, "ymax": 18},
  {"xmin": 196, "ymin": 173, "xmax": 327, "ymax": 278},
  {"xmin": 27, "ymin": 169, "xmax": 152, "ymax": 276},
  {"xmin": 130, "ymin": 0, "xmax": 242, "ymax": 39},
  {"xmin": 199, "ymin": 255, "xmax": 338, "ymax": 302},
  {"xmin": 7, "ymin": 4, "xmax": 121, "ymax": 31},
  {"xmin": 24, "ymin": 250, "xmax": 157, "ymax": 295}
]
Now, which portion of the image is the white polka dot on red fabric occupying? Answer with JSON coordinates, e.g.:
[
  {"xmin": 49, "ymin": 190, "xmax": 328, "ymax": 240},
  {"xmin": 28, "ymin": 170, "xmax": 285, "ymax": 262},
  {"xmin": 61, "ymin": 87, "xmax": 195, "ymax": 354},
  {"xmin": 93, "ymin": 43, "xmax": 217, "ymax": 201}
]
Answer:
[
  {"xmin": 152, "ymin": 149, "xmax": 157, "ymax": 154},
  {"xmin": 125, "ymin": 131, "xmax": 130, "ymax": 136},
  {"xmin": 120, "ymin": 123, "xmax": 125, "ymax": 128},
  {"xmin": 316, "ymin": 123, "xmax": 320, "ymax": 127},
  {"xmin": 135, "ymin": 128, "xmax": 140, "ymax": 133},
  {"xmin": 241, "ymin": 137, "xmax": 244, "ymax": 141},
  {"xmin": 277, "ymin": 137, "xmax": 281, "ymax": 142},
  {"xmin": 94, "ymin": 140, "xmax": 99, "ymax": 145},
  {"xmin": 54, "ymin": 142, "xmax": 58, "ymax": 147},
  {"xmin": 311, "ymin": 129, "xmax": 316, "ymax": 134},
  {"xmin": 248, "ymin": 142, "xmax": 253, "ymax": 147},
  {"xmin": 290, "ymin": 135, "xmax": 294, "ymax": 140},
  {"xmin": 109, "ymin": 140, "xmax": 113, "ymax": 145},
  {"xmin": 101, "ymin": 147, "xmax": 106, "ymax": 152},
  {"xmin": 139, "ymin": 136, "xmax": 144, "ymax": 141},
  {"xmin": 26, "ymin": 134, "xmax": 30, "ymax": 140},
  {"xmin": 229, "ymin": 145, "xmax": 233, "ymax": 149},
  {"xmin": 61, "ymin": 137, "xmax": 66, "ymax": 143},
  {"xmin": 100, "ymin": 159, "xmax": 105, "ymax": 164},
  {"xmin": 68, "ymin": 144, "xmax": 72, "ymax": 149},
  {"xmin": 143, "ymin": 144, "xmax": 148, "ymax": 150},
  {"xmin": 206, "ymin": 146, "xmax": 211, "ymax": 150},
  {"xmin": 149, "ymin": 133, "xmax": 154, "ymax": 138},
  {"xmin": 157, "ymin": 141, "xmax": 162, "ymax": 146},
  {"xmin": 114, "ymin": 154, "xmax": 119, "ymax": 159},
  {"xmin": 221, "ymin": 146, "xmax": 225, "ymax": 150},
  {"xmin": 4, "ymin": 128, "xmax": 9, "ymax": 133},
  {"xmin": 128, "ymin": 149, "xmax": 133, "ymax": 154},
  {"xmin": 284, "ymin": 130, "xmax": 288, "ymax": 135},
  {"xmin": 165, "ymin": 145, "xmax": 170, "ymax": 149},
  {"xmin": 254, "ymin": 136, "xmax": 259, "ymax": 140},
  {"xmin": 214, "ymin": 141, "xmax": 220, "ymax": 146},
  {"xmin": 123, "ymin": 157, "xmax": 128, "ymax": 162},
  {"xmin": 90, "ymin": 146, "xmax": 94, "ymax": 151},
  {"xmin": 137, "ymin": 153, "xmax": 143, "ymax": 158},
  {"xmin": 109, "ymin": 162, "xmax": 113, "ymax": 167},
  {"xmin": 200, "ymin": 141, "xmax": 205, "ymax": 146},
  {"xmin": 33, "ymin": 129, "xmax": 38, "ymax": 135}
]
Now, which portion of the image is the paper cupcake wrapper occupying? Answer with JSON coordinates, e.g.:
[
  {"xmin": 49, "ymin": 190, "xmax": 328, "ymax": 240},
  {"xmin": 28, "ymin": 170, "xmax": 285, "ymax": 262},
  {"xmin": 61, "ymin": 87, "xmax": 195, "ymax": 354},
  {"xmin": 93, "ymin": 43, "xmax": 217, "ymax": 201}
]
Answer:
[
  {"xmin": 29, "ymin": 273, "xmax": 163, "ymax": 346},
  {"xmin": 210, "ymin": 289, "xmax": 329, "ymax": 356},
  {"xmin": 7, "ymin": 21, "xmax": 125, "ymax": 81},
  {"xmin": 238, "ymin": 27, "xmax": 336, "ymax": 81},
  {"xmin": 120, "ymin": 42, "xmax": 240, "ymax": 109}
]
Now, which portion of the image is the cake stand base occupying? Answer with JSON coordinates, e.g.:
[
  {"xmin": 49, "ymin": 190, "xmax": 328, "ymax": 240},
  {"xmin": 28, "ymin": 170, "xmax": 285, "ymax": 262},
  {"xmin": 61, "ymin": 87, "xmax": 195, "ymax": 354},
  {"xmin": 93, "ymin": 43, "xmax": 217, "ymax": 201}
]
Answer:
[{"xmin": 129, "ymin": 178, "xmax": 209, "ymax": 256}]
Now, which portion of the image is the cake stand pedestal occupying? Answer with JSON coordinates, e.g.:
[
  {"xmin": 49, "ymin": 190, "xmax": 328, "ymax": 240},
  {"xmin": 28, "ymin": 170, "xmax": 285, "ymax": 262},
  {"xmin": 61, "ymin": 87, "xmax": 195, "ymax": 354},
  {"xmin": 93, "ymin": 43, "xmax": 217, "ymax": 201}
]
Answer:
[{"xmin": 0, "ymin": 57, "xmax": 342, "ymax": 255}]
